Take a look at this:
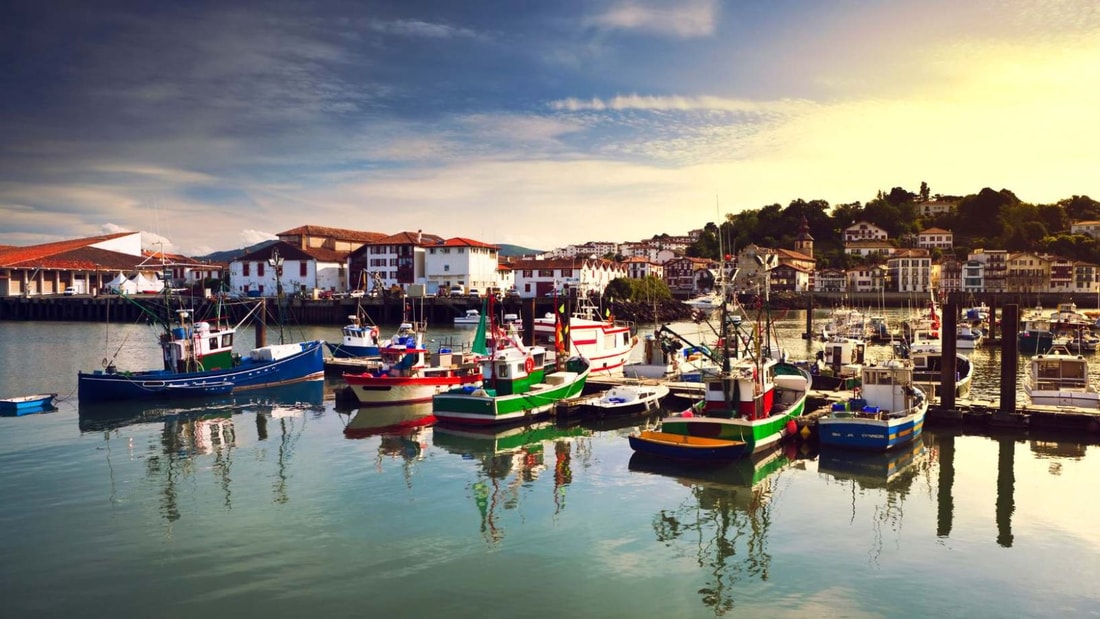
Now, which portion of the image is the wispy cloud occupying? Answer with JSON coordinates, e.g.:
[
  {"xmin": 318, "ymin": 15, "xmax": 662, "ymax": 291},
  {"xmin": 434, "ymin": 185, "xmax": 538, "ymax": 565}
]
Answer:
[
  {"xmin": 586, "ymin": 0, "xmax": 718, "ymax": 38},
  {"xmin": 549, "ymin": 94, "xmax": 814, "ymax": 114},
  {"xmin": 369, "ymin": 19, "xmax": 480, "ymax": 40}
]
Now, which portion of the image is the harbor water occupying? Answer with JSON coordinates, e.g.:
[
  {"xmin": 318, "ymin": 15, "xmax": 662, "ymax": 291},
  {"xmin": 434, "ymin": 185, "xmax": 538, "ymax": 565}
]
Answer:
[{"xmin": 1, "ymin": 311, "xmax": 1098, "ymax": 618}]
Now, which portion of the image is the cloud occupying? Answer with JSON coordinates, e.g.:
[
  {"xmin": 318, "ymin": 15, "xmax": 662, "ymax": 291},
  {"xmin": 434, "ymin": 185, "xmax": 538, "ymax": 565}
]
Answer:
[
  {"xmin": 549, "ymin": 94, "xmax": 814, "ymax": 115},
  {"xmin": 586, "ymin": 0, "xmax": 718, "ymax": 38},
  {"xmin": 368, "ymin": 19, "xmax": 480, "ymax": 40},
  {"xmin": 241, "ymin": 229, "xmax": 278, "ymax": 246}
]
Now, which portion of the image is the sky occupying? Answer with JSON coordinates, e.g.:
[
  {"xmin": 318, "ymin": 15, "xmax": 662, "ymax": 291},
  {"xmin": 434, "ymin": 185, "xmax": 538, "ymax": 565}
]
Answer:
[{"xmin": 2, "ymin": 0, "xmax": 1099, "ymax": 256}]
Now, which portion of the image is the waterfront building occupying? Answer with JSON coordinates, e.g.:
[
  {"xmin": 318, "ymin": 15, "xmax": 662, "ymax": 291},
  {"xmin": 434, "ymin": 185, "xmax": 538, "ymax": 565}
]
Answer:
[
  {"xmin": 663, "ymin": 256, "xmax": 716, "ymax": 294},
  {"xmin": 814, "ymin": 268, "xmax": 846, "ymax": 292},
  {"xmin": 0, "ymin": 231, "xmax": 160, "ymax": 297},
  {"xmin": 1048, "ymin": 256, "xmax": 1074, "ymax": 293},
  {"xmin": 1005, "ymin": 252, "xmax": 1050, "ymax": 294},
  {"xmin": 969, "ymin": 249, "xmax": 1008, "ymax": 293},
  {"xmin": 347, "ymin": 230, "xmax": 444, "ymax": 293},
  {"xmin": 509, "ymin": 257, "xmax": 626, "ymax": 298},
  {"xmin": 231, "ymin": 241, "xmax": 344, "ymax": 297},
  {"xmin": 1073, "ymin": 262, "xmax": 1099, "ymax": 295},
  {"xmin": 847, "ymin": 265, "xmax": 887, "ymax": 293},
  {"xmin": 961, "ymin": 260, "xmax": 985, "ymax": 294},
  {"xmin": 424, "ymin": 238, "xmax": 500, "ymax": 295},
  {"xmin": 887, "ymin": 249, "xmax": 932, "ymax": 293},
  {"xmin": 622, "ymin": 256, "xmax": 664, "ymax": 280}
]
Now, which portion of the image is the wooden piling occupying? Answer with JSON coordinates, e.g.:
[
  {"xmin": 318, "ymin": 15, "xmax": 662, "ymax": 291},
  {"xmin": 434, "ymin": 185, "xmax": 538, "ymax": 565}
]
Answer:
[
  {"xmin": 999, "ymin": 304, "xmax": 1019, "ymax": 414},
  {"xmin": 804, "ymin": 294, "xmax": 814, "ymax": 339},
  {"xmin": 256, "ymin": 298, "xmax": 267, "ymax": 348},
  {"xmin": 941, "ymin": 302, "xmax": 957, "ymax": 410}
]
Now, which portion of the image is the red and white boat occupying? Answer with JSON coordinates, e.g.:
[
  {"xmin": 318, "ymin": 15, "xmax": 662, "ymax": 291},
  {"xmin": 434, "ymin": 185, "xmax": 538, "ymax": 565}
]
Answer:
[
  {"xmin": 532, "ymin": 297, "xmax": 637, "ymax": 377},
  {"xmin": 344, "ymin": 322, "xmax": 483, "ymax": 406}
]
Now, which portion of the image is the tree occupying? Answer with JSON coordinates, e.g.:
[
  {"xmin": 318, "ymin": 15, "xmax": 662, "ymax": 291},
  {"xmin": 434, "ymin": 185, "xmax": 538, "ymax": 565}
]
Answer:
[
  {"xmin": 604, "ymin": 278, "xmax": 633, "ymax": 301},
  {"xmin": 919, "ymin": 181, "xmax": 930, "ymax": 202}
]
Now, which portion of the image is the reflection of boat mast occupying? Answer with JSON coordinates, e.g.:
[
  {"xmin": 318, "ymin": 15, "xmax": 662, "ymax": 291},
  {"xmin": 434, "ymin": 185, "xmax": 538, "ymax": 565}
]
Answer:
[{"xmin": 642, "ymin": 447, "xmax": 788, "ymax": 615}]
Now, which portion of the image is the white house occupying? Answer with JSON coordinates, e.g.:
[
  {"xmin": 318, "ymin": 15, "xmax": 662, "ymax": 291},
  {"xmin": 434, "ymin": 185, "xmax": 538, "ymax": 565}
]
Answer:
[
  {"xmin": 887, "ymin": 249, "xmax": 932, "ymax": 293},
  {"xmin": 917, "ymin": 227, "xmax": 953, "ymax": 250},
  {"xmin": 1070, "ymin": 221, "xmax": 1100, "ymax": 239},
  {"xmin": 843, "ymin": 240, "xmax": 894, "ymax": 257},
  {"xmin": 846, "ymin": 266, "xmax": 887, "ymax": 292},
  {"xmin": 510, "ymin": 257, "xmax": 627, "ymax": 298},
  {"xmin": 918, "ymin": 200, "xmax": 957, "ymax": 217},
  {"xmin": 814, "ymin": 269, "xmax": 846, "ymax": 292},
  {"xmin": 424, "ymin": 237, "xmax": 500, "ymax": 294},
  {"xmin": 230, "ymin": 242, "xmax": 345, "ymax": 297},
  {"xmin": 844, "ymin": 221, "xmax": 889, "ymax": 243}
]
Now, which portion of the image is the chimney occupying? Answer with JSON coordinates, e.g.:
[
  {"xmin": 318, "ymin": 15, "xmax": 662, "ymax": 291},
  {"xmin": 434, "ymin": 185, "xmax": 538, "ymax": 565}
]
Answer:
[{"xmin": 417, "ymin": 229, "xmax": 423, "ymax": 243}]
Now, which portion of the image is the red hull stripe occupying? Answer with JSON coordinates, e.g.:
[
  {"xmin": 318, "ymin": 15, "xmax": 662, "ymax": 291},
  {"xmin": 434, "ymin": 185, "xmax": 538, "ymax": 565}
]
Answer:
[{"xmin": 345, "ymin": 374, "xmax": 480, "ymax": 387}]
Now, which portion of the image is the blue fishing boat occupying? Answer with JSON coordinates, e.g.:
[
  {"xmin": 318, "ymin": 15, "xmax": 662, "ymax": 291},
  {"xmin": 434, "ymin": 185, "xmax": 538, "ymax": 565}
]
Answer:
[
  {"xmin": 78, "ymin": 305, "xmax": 325, "ymax": 403},
  {"xmin": 325, "ymin": 314, "xmax": 382, "ymax": 358},
  {"xmin": 818, "ymin": 359, "xmax": 928, "ymax": 451},
  {"xmin": 0, "ymin": 393, "xmax": 57, "ymax": 416}
]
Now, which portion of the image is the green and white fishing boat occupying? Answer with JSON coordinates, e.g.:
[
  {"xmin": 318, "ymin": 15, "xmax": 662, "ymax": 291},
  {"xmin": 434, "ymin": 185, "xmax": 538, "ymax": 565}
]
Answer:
[{"xmin": 433, "ymin": 299, "xmax": 590, "ymax": 426}]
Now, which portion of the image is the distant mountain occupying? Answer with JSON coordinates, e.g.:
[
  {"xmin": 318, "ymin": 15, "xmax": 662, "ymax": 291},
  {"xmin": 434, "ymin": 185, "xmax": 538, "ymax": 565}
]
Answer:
[
  {"xmin": 497, "ymin": 243, "xmax": 541, "ymax": 257},
  {"xmin": 198, "ymin": 240, "xmax": 277, "ymax": 263}
]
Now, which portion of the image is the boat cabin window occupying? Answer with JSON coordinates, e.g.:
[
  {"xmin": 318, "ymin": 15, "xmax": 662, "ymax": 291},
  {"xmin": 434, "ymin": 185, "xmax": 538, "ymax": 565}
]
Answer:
[
  {"xmin": 496, "ymin": 362, "xmax": 510, "ymax": 378},
  {"xmin": 209, "ymin": 337, "xmax": 218, "ymax": 350},
  {"xmin": 863, "ymin": 369, "xmax": 897, "ymax": 385},
  {"xmin": 221, "ymin": 334, "xmax": 233, "ymax": 347}
]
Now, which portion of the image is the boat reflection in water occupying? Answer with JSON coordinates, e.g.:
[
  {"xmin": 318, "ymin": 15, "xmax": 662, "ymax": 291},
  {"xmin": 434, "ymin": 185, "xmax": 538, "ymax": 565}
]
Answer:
[
  {"xmin": 628, "ymin": 442, "xmax": 798, "ymax": 615},
  {"xmin": 76, "ymin": 381, "xmax": 326, "ymax": 520},
  {"xmin": 433, "ymin": 422, "xmax": 590, "ymax": 543},
  {"xmin": 340, "ymin": 402, "xmax": 436, "ymax": 476},
  {"xmin": 816, "ymin": 435, "xmax": 932, "ymax": 565}
]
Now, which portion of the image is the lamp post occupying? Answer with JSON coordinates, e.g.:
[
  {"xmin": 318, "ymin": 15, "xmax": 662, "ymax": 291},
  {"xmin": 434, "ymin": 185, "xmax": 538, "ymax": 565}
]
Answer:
[{"xmin": 268, "ymin": 248, "xmax": 285, "ymax": 344}]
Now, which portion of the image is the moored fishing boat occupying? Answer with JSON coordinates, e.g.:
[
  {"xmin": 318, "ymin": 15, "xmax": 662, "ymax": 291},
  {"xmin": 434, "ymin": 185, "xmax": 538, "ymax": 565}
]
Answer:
[
  {"xmin": 343, "ymin": 322, "xmax": 482, "ymax": 406},
  {"xmin": 325, "ymin": 314, "xmax": 382, "ymax": 358},
  {"xmin": 574, "ymin": 383, "xmax": 670, "ymax": 416},
  {"xmin": 454, "ymin": 309, "xmax": 482, "ymax": 326},
  {"xmin": 629, "ymin": 308, "xmax": 810, "ymax": 461},
  {"xmin": 1024, "ymin": 345, "xmax": 1099, "ymax": 409},
  {"xmin": 0, "ymin": 393, "xmax": 57, "ymax": 416},
  {"xmin": 77, "ymin": 304, "xmax": 325, "ymax": 403},
  {"xmin": 818, "ymin": 359, "xmax": 928, "ymax": 451},
  {"xmin": 532, "ymin": 296, "xmax": 636, "ymax": 377}
]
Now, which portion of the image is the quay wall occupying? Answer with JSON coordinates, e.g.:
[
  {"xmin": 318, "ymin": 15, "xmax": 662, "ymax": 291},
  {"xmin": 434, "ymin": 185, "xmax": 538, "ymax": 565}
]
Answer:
[{"xmin": 0, "ymin": 295, "xmax": 544, "ymax": 325}]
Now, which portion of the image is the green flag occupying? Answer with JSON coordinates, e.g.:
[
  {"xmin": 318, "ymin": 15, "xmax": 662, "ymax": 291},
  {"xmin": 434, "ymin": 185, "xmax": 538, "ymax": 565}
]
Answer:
[{"xmin": 471, "ymin": 297, "xmax": 489, "ymax": 355}]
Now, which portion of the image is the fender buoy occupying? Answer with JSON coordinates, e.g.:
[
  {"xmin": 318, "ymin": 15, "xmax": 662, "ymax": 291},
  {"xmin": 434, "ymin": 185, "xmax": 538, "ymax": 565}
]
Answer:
[
  {"xmin": 370, "ymin": 326, "xmax": 380, "ymax": 339},
  {"xmin": 524, "ymin": 356, "xmax": 535, "ymax": 374}
]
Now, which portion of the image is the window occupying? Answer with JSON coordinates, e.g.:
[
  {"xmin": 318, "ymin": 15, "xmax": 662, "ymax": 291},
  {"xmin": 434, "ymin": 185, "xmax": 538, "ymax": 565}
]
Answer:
[
  {"xmin": 300, "ymin": 262, "xmax": 307, "ymax": 277},
  {"xmin": 242, "ymin": 263, "xmax": 250, "ymax": 276},
  {"xmin": 258, "ymin": 262, "xmax": 265, "ymax": 277},
  {"xmin": 444, "ymin": 265, "xmax": 450, "ymax": 272},
  {"xmin": 221, "ymin": 334, "xmax": 233, "ymax": 347}
]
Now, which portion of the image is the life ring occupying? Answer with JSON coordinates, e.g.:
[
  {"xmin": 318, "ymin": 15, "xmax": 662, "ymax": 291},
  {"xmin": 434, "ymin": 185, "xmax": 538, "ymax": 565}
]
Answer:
[
  {"xmin": 370, "ymin": 326, "xmax": 380, "ymax": 339},
  {"xmin": 524, "ymin": 356, "xmax": 536, "ymax": 374}
]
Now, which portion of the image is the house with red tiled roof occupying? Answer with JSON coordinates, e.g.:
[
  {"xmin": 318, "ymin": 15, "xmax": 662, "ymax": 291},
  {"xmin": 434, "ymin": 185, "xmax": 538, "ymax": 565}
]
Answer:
[
  {"xmin": 347, "ymin": 230, "xmax": 446, "ymax": 293},
  {"xmin": 277, "ymin": 225, "xmax": 387, "ymax": 254},
  {"xmin": 424, "ymin": 237, "xmax": 501, "ymax": 295},
  {"xmin": 663, "ymin": 256, "xmax": 717, "ymax": 294},
  {"xmin": 917, "ymin": 227, "xmax": 953, "ymax": 250},
  {"xmin": 509, "ymin": 257, "xmax": 627, "ymax": 298},
  {"xmin": 0, "ymin": 232, "xmax": 149, "ymax": 296},
  {"xmin": 141, "ymin": 250, "xmax": 226, "ymax": 290},
  {"xmin": 622, "ymin": 256, "xmax": 664, "ymax": 281}
]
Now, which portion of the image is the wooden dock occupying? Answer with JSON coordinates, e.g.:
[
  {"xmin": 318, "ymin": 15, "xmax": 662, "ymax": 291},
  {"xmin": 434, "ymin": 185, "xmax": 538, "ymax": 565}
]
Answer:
[{"xmin": 801, "ymin": 389, "xmax": 1100, "ymax": 435}]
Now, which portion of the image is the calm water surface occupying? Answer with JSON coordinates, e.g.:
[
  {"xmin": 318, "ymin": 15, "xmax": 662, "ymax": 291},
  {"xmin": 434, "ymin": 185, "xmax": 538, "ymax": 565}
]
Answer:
[{"xmin": 1, "ymin": 313, "xmax": 1099, "ymax": 618}]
